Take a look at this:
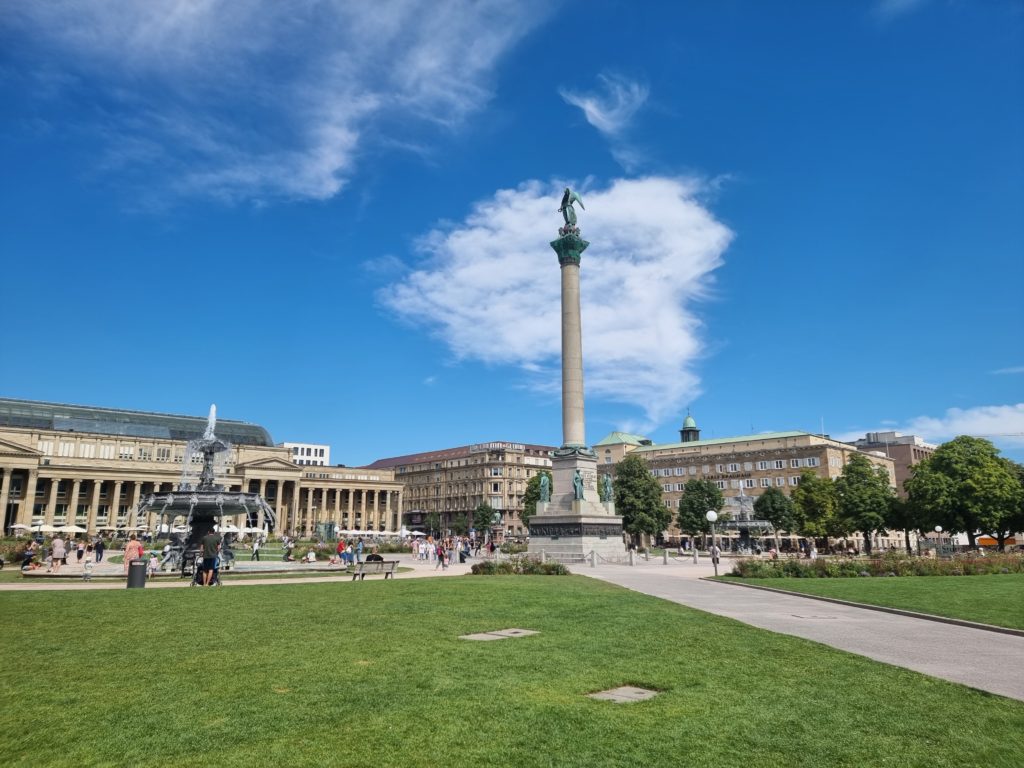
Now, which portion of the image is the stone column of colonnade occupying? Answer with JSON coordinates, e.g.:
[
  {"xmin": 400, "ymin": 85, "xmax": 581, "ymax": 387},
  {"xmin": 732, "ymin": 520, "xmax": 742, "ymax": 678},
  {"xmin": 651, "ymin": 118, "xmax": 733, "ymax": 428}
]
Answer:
[
  {"xmin": 43, "ymin": 478, "xmax": 60, "ymax": 525},
  {"xmin": 0, "ymin": 470, "xmax": 11, "ymax": 525},
  {"xmin": 67, "ymin": 479, "xmax": 82, "ymax": 526},
  {"xmin": 87, "ymin": 480, "xmax": 102, "ymax": 532}
]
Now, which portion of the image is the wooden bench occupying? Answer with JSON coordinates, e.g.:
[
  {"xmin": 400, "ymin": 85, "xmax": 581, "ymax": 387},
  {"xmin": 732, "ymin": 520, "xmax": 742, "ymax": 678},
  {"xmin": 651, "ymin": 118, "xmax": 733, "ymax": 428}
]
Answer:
[{"xmin": 352, "ymin": 560, "xmax": 398, "ymax": 581}]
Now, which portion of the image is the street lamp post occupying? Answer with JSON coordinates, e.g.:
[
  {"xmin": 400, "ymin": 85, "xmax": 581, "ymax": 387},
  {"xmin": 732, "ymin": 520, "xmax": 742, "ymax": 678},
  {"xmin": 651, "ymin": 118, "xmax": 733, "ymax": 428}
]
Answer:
[
  {"xmin": 934, "ymin": 525, "xmax": 943, "ymax": 558},
  {"xmin": 706, "ymin": 510, "xmax": 719, "ymax": 577}
]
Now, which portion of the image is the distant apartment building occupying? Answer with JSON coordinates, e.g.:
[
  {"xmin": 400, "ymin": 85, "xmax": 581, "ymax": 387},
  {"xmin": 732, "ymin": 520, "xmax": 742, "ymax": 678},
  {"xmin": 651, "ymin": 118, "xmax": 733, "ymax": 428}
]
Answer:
[
  {"xmin": 847, "ymin": 431, "xmax": 936, "ymax": 497},
  {"xmin": 366, "ymin": 441, "xmax": 556, "ymax": 537},
  {"xmin": 281, "ymin": 442, "xmax": 331, "ymax": 467},
  {"xmin": 597, "ymin": 414, "xmax": 899, "ymax": 549}
]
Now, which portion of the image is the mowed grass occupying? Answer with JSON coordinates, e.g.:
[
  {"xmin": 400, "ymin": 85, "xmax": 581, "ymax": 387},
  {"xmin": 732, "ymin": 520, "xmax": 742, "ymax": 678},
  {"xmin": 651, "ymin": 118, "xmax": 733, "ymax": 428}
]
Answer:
[
  {"xmin": 1, "ymin": 577, "xmax": 1022, "ymax": 768},
  {"xmin": 730, "ymin": 573, "xmax": 1024, "ymax": 630}
]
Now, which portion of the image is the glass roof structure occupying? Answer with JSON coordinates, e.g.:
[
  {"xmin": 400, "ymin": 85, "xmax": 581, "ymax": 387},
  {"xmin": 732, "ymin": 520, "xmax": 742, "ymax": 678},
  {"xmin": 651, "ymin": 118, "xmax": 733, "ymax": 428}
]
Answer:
[{"xmin": 0, "ymin": 398, "xmax": 273, "ymax": 446}]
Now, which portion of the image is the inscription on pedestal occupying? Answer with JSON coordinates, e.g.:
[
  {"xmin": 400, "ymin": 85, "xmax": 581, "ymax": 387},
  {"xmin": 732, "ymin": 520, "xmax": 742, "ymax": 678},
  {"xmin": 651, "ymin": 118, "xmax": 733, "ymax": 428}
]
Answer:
[{"xmin": 530, "ymin": 522, "xmax": 623, "ymax": 538}]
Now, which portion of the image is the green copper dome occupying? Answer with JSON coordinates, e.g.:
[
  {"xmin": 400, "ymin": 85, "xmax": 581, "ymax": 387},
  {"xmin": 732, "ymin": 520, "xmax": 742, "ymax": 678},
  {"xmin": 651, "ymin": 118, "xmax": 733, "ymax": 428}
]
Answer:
[{"xmin": 683, "ymin": 414, "xmax": 698, "ymax": 429}]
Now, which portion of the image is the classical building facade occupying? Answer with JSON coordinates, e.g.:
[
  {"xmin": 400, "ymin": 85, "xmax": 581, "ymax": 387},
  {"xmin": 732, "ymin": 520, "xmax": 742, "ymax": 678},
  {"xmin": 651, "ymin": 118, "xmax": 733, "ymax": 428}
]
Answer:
[
  {"xmin": 0, "ymin": 399, "xmax": 402, "ymax": 537},
  {"xmin": 366, "ymin": 441, "xmax": 556, "ymax": 537},
  {"xmin": 847, "ymin": 431, "xmax": 936, "ymax": 498},
  {"xmin": 597, "ymin": 415, "xmax": 900, "ymax": 549}
]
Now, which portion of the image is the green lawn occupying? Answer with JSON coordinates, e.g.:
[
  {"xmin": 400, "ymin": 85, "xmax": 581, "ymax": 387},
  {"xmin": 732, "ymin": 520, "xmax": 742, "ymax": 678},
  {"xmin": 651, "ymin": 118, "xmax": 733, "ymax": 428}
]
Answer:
[
  {"xmin": 730, "ymin": 573, "xmax": 1024, "ymax": 630},
  {"xmin": 1, "ymin": 577, "xmax": 1022, "ymax": 768}
]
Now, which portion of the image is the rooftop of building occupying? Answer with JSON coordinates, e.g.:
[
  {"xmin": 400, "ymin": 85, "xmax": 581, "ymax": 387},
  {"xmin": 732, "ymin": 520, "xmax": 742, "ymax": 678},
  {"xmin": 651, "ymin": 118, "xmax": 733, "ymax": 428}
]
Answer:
[
  {"xmin": 594, "ymin": 431, "xmax": 652, "ymax": 447},
  {"xmin": 365, "ymin": 441, "xmax": 557, "ymax": 469},
  {"xmin": 630, "ymin": 430, "xmax": 843, "ymax": 453},
  {"xmin": 0, "ymin": 397, "xmax": 274, "ymax": 446}
]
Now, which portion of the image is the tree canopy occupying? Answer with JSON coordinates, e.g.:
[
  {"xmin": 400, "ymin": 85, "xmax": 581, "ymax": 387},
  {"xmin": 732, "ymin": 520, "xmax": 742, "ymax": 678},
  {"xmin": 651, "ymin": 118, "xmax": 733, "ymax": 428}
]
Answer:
[
  {"xmin": 834, "ymin": 453, "xmax": 894, "ymax": 555},
  {"xmin": 676, "ymin": 479, "xmax": 724, "ymax": 537},
  {"xmin": 614, "ymin": 454, "xmax": 671, "ymax": 545},
  {"xmin": 519, "ymin": 471, "xmax": 551, "ymax": 529},
  {"xmin": 790, "ymin": 469, "xmax": 838, "ymax": 539},
  {"xmin": 905, "ymin": 436, "xmax": 1022, "ymax": 549},
  {"xmin": 474, "ymin": 503, "xmax": 496, "ymax": 535},
  {"xmin": 753, "ymin": 486, "xmax": 795, "ymax": 550}
]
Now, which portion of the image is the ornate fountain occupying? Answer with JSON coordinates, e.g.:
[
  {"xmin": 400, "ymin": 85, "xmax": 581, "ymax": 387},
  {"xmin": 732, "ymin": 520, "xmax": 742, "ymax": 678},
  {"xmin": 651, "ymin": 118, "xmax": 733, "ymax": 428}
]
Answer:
[{"xmin": 133, "ymin": 405, "xmax": 277, "ymax": 554}]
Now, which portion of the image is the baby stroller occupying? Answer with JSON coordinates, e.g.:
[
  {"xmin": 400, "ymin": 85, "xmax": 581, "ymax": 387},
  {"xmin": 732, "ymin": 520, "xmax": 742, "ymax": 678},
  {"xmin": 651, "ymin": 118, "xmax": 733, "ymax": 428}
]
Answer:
[{"xmin": 190, "ymin": 552, "xmax": 222, "ymax": 587}]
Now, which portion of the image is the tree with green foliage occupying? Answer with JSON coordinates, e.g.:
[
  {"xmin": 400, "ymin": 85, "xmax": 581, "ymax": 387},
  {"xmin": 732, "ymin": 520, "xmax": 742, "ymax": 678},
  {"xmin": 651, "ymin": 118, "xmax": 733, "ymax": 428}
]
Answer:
[
  {"xmin": 676, "ymin": 479, "xmax": 724, "ymax": 541},
  {"xmin": 885, "ymin": 496, "xmax": 924, "ymax": 554},
  {"xmin": 425, "ymin": 511, "xmax": 441, "ymax": 536},
  {"xmin": 614, "ymin": 454, "xmax": 671, "ymax": 546},
  {"xmin": 474, "ymin": 503, "xmax": 496, "ymax": 535},
  {"xmin": 790, "ymin": 469, "xmax": 838, "ymax": 541},
  {"xmin": 450, "ymin": 512, "xmax": 469, "ymax": 536},
  {"xmin": 833, "ymin": 453, "xmax": 895, "ymax": 555},
  {"xmin": 905, "ymin": 436, "xmax": 1022, "ymax": 549},
  {"xmin": 753, "ymin": 486, "xmax": 795, "ymax": 551},
  {"xmin": 1000, "ymin": 461, "xmax": 1024, "ymax": 552},
  {"xmin": 519, "ymin": 471, "xmax": 551, "ymax": 529}
]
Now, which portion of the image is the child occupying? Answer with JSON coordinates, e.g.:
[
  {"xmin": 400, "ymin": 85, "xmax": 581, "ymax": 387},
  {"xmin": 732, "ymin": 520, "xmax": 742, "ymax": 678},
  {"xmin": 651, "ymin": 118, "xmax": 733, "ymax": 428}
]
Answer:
[
  {"xmin": 83, "ymin": 545, "xmax": 94, "ymax": 581},
  {"xmin": 148, "ymin": 552, "xmax": 160, "ymax": 576}
]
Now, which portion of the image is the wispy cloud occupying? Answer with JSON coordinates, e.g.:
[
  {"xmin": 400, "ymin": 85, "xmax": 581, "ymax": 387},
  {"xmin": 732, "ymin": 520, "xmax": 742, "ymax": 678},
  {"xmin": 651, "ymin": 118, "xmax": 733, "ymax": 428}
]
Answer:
[
  {"xmin": 875, "ymin": 0, "xmax": 929, "ymax": 21},
  {"xmin": 992, "ymin": 366, "xmax": 1024, "ymax": 375},
  {"xmin": 380, "ymin": 177, "xmax": 733, "ymax": 429},
  {"xmin": 560, "ymin": 74, "xmax": 649, "ymax": 137},
  {"xmin": 837, "ymin": 404, "xmax": 1024, "ymax": 451},
  {"xmin": 3, "ymin": 0, "xmax": 551, "ymax": 203}
]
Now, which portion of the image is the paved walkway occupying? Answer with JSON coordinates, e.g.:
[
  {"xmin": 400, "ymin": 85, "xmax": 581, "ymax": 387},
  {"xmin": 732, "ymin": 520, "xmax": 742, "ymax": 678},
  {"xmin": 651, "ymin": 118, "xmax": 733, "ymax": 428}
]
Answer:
[
  {"xmin": 5, "ymin": 552, "xmax": 1022, "ymax": 702},
  {"xmin": 586, "ymin": 557, "xmax": 1024, "ymax": 702}
]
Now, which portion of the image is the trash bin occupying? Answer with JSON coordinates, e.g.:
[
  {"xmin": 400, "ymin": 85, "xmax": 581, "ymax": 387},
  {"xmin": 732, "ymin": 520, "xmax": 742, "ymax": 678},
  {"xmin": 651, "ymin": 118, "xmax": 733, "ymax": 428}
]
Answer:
[{"xmin": 126, "ymin": 558, "xmax": 147, "ymax": 589}]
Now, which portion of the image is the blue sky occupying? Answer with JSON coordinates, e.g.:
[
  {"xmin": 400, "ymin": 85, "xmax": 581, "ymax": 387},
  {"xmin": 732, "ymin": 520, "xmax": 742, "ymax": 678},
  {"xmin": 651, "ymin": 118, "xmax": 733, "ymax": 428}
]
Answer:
[{"xmin": 2, "ymin": 0, "xmax": 1022, "ymax": 466}]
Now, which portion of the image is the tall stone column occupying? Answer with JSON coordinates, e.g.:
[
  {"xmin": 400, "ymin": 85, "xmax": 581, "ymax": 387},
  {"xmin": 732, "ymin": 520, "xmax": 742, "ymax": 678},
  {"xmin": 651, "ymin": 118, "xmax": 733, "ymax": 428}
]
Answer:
[
  {"xmin": 558, "ymin": 245, "xmax": 588, "ymax": 449},
  {"xmin": 528, "ymin": 188, "xmax": 624, "ymax": 560},
  {"xmin": 111, "ymin": 481, "xmax": 123, "ymax": 524}
]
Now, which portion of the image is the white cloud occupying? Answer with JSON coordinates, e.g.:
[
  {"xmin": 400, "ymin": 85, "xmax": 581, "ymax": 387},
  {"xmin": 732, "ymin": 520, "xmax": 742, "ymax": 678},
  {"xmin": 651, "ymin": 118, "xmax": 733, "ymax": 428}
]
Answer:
[
  {"xmin": 3, "ymin": 0, "xmax": 550, "ymax": 202},
  {"xmin": 380, "ymin": 177, "xmax": 733, "ymax": 428},
  {"xmin": 838, "ymin": 404, "xmax": 1024, "ymax": 451},
  {"xmin": 560, "ymin": 74, "xmax": 649, "ymax": 137},
  {"xmin": 992, "ymin": 366, "xmax": 1024, "ymax": 375}
]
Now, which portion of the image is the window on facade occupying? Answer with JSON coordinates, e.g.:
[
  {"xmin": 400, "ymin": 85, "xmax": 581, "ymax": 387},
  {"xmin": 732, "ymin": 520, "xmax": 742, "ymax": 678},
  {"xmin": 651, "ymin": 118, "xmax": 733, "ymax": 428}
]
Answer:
[
  {"xmin": 702, "ymin": 465, "xmax": 710, "ymax": 474},
  {"xmin": 757, "ymin": 461, "xmax": 769, "ymax": 471},
  {"xmin": 716, "ymin": 464, "xmax": 725, "ymax": 473},
  {"xmin": 605, "ymin": 457, "xmax": 612, "ymax": 464},
  {"xmin": 728, "ymin": 463, "xmax": 739, "ymax": 473},
  {"xmin": 760, "ymin": 478, "xmax": 771, "ymax": 488},
  {"xmin": 676, "ymin": 483, "xmax": 685, "ymax": 492},
  {"xmin": 806, "ymin": 457, "xmax": 819, "ymax": 467},
  {"xmin": 688, "ymin": 466, "xmax": 696, "ymax": 475},
  {"xmin": 776, "ymin": 477, "xmax": 785, "ymax": 486},
  {"xmin": 715, "ymin": 480, "xmax": 727, "ymax": 490},
  {"xmin": 774, "ymin": 460, "xmax": 785, "ymax": 469},
  {"xmin": 789, "ymin": 476, "xmax": 800, "ymax": 486},
  {"xmin": 78, "ymin": 443, "xmax": 95, "ymax": 458},
  {"xmin": 138, "ymin": 447, "xmax": 152, "ymax": 461},
  {"xmin": 790, "ymin": 458, "xmax": 802, "ymax": 468},
  {"xmin": 663, "ymin": 484, "xmax": 672, "ymax": 492},
  {"xmin": 58, "ymin": 442, "xmax": 74, "ymax": 457},
  {"xmin": 156, "ymin": 447, "xmax": 170, "ymax": 462},
  {"xmin": 491, "ymin": 483, "xmax": 500, "ymax": 493},
  {"xmin": 744, "ymin": 479, "xmax": 755, "ymax": 488},
  {"xmin": 119, "ymin": 445, "xmax": 134, "ymax": 461},
  {"xmin": 743, "ymin": 462, "xmax": 753, "ymax": 471},
  {"xmin": 730, "ymin": 480, "xmax": 740, "ymax": 489}
]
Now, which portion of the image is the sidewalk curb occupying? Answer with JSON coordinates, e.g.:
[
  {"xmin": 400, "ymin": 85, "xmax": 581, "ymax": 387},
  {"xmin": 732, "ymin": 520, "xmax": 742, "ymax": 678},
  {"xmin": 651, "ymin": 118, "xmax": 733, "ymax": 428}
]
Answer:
[{"xmin": 705, "ymin": 578, "xmax": 1024, "ymax": 638}]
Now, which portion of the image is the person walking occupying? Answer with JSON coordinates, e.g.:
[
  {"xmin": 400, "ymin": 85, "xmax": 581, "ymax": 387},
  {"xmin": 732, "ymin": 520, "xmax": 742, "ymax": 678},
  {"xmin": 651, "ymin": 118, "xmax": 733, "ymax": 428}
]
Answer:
[
  {"xmin": 76, "ymin": 539, "xmax": 86, "ymax": 564},
  {"xmin": 94, "ymin": 537, "xmax": 105, "ymax": 563},
  {"xmin": 251, "ymin": 537, "xmax": 261, "ymax": 561},
  {"xmin": 83, "ymin": 545, "xmax": 94, "ymax": 581},
  {"xmin": 123, "ymin": 534, "xmax": 144, "ymax": 574},
  {"xmin": 49, "ymin": 535, "xmax": 66, "ymax": 573}
]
